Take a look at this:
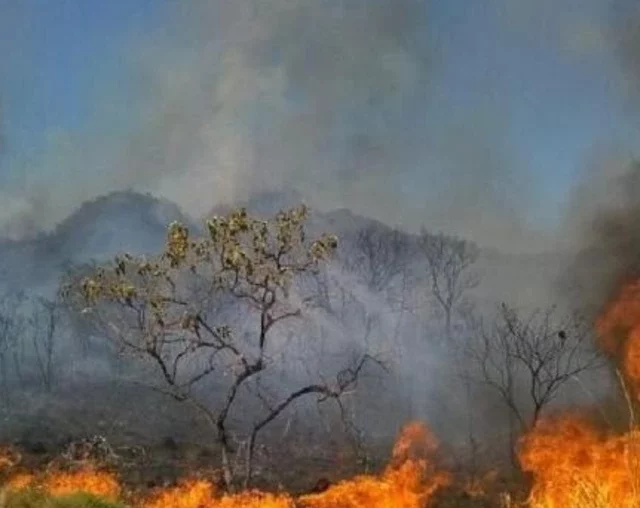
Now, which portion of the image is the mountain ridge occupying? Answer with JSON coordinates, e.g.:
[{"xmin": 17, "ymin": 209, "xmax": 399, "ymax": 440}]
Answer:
[{"xmin": 0, "ymin": 189, "xmax": 567, "ymax": 308}]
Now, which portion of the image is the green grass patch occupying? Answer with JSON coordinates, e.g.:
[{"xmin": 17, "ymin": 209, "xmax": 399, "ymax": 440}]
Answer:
[{"xmin": 1, "ymin": 489, "xmax": 128, "ymax": 508}]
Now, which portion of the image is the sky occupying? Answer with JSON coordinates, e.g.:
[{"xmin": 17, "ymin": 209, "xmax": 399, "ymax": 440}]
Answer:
[{"xmin": 1, "ymin": 0, "xmax": 639, "ymax": 252}]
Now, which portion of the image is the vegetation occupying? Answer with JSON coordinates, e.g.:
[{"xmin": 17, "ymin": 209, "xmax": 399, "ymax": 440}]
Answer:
[
  {"xmin": 0, "ymin": 199, "xmax": 621, "ymax": 506},
  {"xmin": 64, "ymin": 205, "xmax": 382, "ymax": 489},
  {"xmin": 2, "ymin": 490, "xmax": 126, "ymax": 508}
]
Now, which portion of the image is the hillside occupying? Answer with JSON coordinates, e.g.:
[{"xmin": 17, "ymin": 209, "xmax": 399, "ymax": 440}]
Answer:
[
  {"xmin": 0, "ymin": 191, "xmax": 191, "ymax": 293},
  {"xmin": 0, "ymin": 189, "xmax": 566, "ymax": 307}
]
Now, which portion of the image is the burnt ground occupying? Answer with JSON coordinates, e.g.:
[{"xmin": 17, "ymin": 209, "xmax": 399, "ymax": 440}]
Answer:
[
  {"xmin": 0, "ymin": 381, "xmax": 531, "ymax": 506},
  {"xmin": 0, "ymin": 429, "xmax": 391, "ymax": 501},
  {"xmin": 0, "ymin": 380, "xmax": 391, "ymax": 494}
]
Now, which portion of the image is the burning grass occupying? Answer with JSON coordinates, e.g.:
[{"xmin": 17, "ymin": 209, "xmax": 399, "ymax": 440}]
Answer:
[
  {"xmin": 0, "ymin": 422, "xmax": 451, "ymax": 508},
  {"xmin": 513, "ymin": 277, "xmax": 640, "ymax": 508},
  {"xmin": 1, "ymin": 490, "xmax": 126, "ymax": 508},
  {"xmin": 597, "ymin": 279, "xmax": 640, "ymax": 391},
  {"xmin": 519, "ymin": 414, "xmax": 640, "ymax": 508}
]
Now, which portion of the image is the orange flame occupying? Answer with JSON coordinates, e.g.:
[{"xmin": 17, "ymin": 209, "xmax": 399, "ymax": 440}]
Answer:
[
  {"xmin": 597, "ymin": 280, "xmax": 640, "ymax": 393},
  {"xmin": 142, "ymin": 479, "xmax": 219, "ymax": 508},
  {"xmin": 519, "ymin": 414, "xmax": 640, "ymax": 508},
  {"xmin": 5, "ymin": 472, "xmax": 36, "ymax": 491},
  {"xmin": 0, "ymin": 422, "xmax": 449, "ymax": 508},
  {"xmin": 517, "ymin": 278, "xmax": 640, "ymax": 508},
  {"xmin": 143, "ymin": 480, "xmax": 295, "ymax": 508},
  {"xmin": 298, "ymin": 422, "xmax": 450, "ymax": 508},
  {"xmin": 42, "ymin": 467, "xmax": 121, "ymax": 500},
  {"xmin": 4, "ymin": 466, "xmax": 120, "ymax": 500}
]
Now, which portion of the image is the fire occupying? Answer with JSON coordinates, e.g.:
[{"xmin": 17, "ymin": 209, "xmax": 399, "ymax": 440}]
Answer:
[
  {"xmin": 298, "ymin": 422, "xmax": 450, "ymax": 508},
  {"xmin": 0, "ymin": 421, "xmax": 449, "ymax": 507},
  {"xmin": 519, "ymin": 414, "xmax": 640, "ymax": 508},
  {"xmin": 4, "ymin": 466, "xmax": 121, "ymax": 500},
  {"xmin": 142, "ymin": 479, "xmax": 217, "ymax": 508},
  {"xmin": 42, "ymin": 467, "xmax": 121, "ymax": 500},
  {"xmin": 7, "ymin": 271, "xmax": 640, "ymax": 507},
  {"xmin": 517, "ymin": 278, "xmax": 640, "ymax": 508},
  {"xmin": 597, "ymin": 280, "xmax": 640, "ymax": 392},
  {"xmin": 142, "ymin": 479, "xmax": 295, "ymax": 508},
  {"xmin": 5, "ymin": 472, "xmax": 35, "ymax": 491},
  {"xmin": 141, "ymin": 422, "xmax": 449, "ymax": 508}
]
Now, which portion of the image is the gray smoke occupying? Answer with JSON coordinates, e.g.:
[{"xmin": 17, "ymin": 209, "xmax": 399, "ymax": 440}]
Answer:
[
  {"xmin": 560, "ymin": 152, "xmax": 640, "ymax": 318},
  {"xmin": 0, "ymin": 1, "xmax": 430, "ymax": 235},
  {"xmin": 612, "ymin": 0, "xmax": 640, "ymax": 103},
  {"xmin": 0, "ymin": 0, "xmax": 556, "ymax": 253},
  {"xmin": 558, "ymin": 2, "xmax": 640, "ymax": 312}
]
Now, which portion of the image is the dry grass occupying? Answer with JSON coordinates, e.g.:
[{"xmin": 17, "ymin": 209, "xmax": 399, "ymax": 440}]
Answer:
[{"xmin": 0, "ymin": 489, "xmax": 126, "ymax": 508}]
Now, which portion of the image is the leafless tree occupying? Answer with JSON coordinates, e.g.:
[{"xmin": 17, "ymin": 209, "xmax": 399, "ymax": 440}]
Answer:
[
  {"xmin": 29, "ymin": 297, "xmax": 60, "ymax": 392},
  {"xmin": 298, "ymin": 265, "xmax": 334, "ymax": 314},
  {"xmin": 0, "ymin": 292, "xmax": 25, "ymax": 397},
  {"xmin": 419, "ymin": 229, "xmax": 479, "ymax": 340},
  {"xmin": 344, "ymin": 223, "xmax": 412, "ymax": 293},
  {"xmin": 68, "ymin": 206, "xmax": 382, "ymax": 489},
  {"xmin": 59, "ymin": 262, "xmax": 125, "ymax": 364},
  {"xmin": 464, "ymin": 303, "xmax": 603, "ymax": 460}
]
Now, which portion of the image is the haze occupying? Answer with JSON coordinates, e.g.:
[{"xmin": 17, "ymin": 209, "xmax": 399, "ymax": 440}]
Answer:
[{"xmin": 2, "ymin": 0, "xmax": 640, "ymax": 252}]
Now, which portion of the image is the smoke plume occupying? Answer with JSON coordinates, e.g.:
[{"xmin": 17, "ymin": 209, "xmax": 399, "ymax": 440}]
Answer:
[
  {"xmin": 7, "ymin": 1, "xmax": 640, "ymax": 256},
  {"xmin": 0, "ymin": 0, "xmax": 555, "ymax": 253},
  {"xmin": 559, "ymin": 2, "xmax": 640, "ymax": 312}
]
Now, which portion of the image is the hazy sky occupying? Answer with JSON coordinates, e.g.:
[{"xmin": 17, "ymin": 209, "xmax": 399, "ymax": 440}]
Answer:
[{"xmin": 1, "ymin": 0, "xmax": 639, "ymax": 250}]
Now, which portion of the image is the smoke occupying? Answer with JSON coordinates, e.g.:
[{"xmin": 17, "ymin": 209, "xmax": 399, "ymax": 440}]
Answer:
[
  {"xmin": 0, "ymin": 0, "xmax": 560, "ymax": 253},
  {"xmin": 611, "ymin": 0, "xmax": 640, "ymax": 104},
  {"xmin": 419, "ymin": 108, "xmax": 538, "ymax": 251},
  {"xmin": 561, "ymin": 153, "xmax": 640, "ymax": 315},
  {"xmin": 6, "ymin": 0, "xmax": 638, "ymax": 257},
  {"xmin": 558, "ymin": 2, "xmax": 640, "ymax": 312},
  {"xmin": 0, "ymin": 1, "xmax": 430, "ymax": 235},
  {"xmin": 8, "ymin": 0, "xmax": 640, "ymax": 455}
]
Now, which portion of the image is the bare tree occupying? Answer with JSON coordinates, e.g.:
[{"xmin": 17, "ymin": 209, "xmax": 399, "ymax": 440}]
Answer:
[
  {"xmin": 464, "ymin": 303, "xmax": 603, "ymax": 458},
  {"xmin": 298, "ymin": 265, "xmax": 334, "ymax": 314},
  {"xmin": 29, "ymin": 297, "xmax": 59, "ymax": 392},
  {"xmin": 419, "ymin": 230, "xmax": 479, "ymax": 340},
  {"xmin": 0, "ymin": 292, "xmax": 25, "ymax": 398},
  {"xmin": 344, "ymin": 223, "xmax": 412, "ymax": 293},
  {"xmin": 59, "ymin": 261, "xmax": 128, "ymax": 366},
  {"xmin": 68, "ymin": 205, "xmax": 381, "ymax": 489}
]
